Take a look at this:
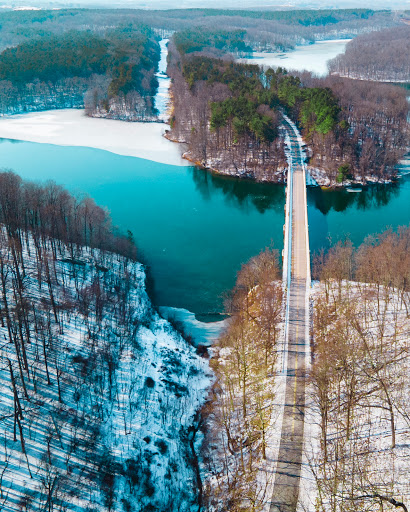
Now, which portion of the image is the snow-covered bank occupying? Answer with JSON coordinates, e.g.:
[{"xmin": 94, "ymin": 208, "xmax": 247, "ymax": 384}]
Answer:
[
  {"xmin": 159, "ymin": 306, "xmax": 227, "ymax": 347},
  {"xmin": 0, "ymin": 109, "xmax": 188, "ymax": 166},
  {"xmin": 330, "ymin": 72, "xmax": 410, "ymax": 83}
]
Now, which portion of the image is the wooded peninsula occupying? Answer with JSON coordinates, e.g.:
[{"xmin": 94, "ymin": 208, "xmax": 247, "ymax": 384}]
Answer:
[{"xmin": 167, "ymin": 30, "xmax": 409, "ymax": 185}]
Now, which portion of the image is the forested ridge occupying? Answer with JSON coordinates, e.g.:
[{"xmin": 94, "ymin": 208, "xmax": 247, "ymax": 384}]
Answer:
[
  {"xmin": 168, "ymin": 38, "xmax": 409, "ymax": 184},
  {"xmin": 133, "ymin": 8, "xmax": 398, "ymax": 52},
  {"xmin": 0, "ymin": 27, "xmax": 160, "ymax": 120},
  {"xmin": 0, "ymin": 8, "xmax": 398, "ymax": 55},
  {"xmin": 328, "ymin": 25, "xmax": 410, "ymax": 82},
  {"xmin": 0, "ymin": 171, "xmax": 210, "ymax": 511}
]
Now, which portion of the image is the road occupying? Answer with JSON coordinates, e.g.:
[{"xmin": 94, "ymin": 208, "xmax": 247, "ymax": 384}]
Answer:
[{"xmin": 269, "ymin": 118, "xmax": 310, "ymax": 512}]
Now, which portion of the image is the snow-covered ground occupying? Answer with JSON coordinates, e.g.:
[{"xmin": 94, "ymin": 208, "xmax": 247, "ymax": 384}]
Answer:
[
  {"xmin": 0, "ymin": 109, "xmax": 188, "ymax": 166},
  {"xmin": 300, "ymin": 280, "xmax": 410, "ymax": 512},
  {"xmin": 0, "ymin": 229, "xmax": 211, "ymax": 511}
]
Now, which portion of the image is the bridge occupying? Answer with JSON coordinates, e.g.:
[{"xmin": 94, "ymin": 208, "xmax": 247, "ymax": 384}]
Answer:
[{"xmin": 269, "ymin": 115, "xmax": 311, "ymax": 512}]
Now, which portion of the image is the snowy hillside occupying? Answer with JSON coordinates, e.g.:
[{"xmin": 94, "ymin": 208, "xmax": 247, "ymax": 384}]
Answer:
[{"xmin": 0, "ymin": 227, "xmax": 211, "ymax": 511}]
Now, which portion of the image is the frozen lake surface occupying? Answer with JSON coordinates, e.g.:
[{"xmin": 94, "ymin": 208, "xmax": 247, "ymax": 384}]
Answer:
[
  {"xmin": 238, "ymin": 39, "xmax": 351, "ymax": 76},
  {"xmin": 0, "ymin": 109, "xmax": 187, "ymax": 166}
]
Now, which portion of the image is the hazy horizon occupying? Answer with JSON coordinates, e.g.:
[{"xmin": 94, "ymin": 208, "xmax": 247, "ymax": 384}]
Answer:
[{"xmin": 4, "ymin": 0, "xmax": 410, "ymax": 11}]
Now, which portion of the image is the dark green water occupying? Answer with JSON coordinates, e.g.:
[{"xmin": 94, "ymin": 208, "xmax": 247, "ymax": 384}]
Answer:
[{"xmin": 0, "ymin": 139, "xmax": 409, "ymax": 315}]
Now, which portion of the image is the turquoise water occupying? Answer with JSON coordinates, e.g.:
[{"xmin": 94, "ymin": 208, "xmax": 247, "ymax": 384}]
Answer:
[
  {"xmin": 307, "ymin": 174, "xmax": 410, "ymax": 253},
  {"xmin": 0, "ymin": 139, "xmax": 409, "ymax": 315},
  {"xmin": 0, "ymin": 139, "xmax": 285, "ymax": 316}
]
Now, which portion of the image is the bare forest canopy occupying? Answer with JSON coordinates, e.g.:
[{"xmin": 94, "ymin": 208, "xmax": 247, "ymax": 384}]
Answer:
[
  {"xmin": 328, "ymin": 25, "xmax": 410, "ymax": 82},
  {"xmin": 0, "ymin": 8, "xmax": 400, "ymax": 54},
  {"xmin": 168, "ymin": 41, "xmax": 409, "ymax": 183},
  {"xmin": 314, "ymin": 226, "xmax": 410, "ymax": 292},
  {"xmin": 0, "ymin": 170, "xmax": 136, "ymax": 258},
  {"xmin": 0, "ymin": 26, "xmax": 160, "ymax": 120}
]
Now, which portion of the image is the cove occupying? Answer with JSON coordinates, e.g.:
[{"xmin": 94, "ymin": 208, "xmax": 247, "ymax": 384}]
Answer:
[
  {"xmin": 308, "ymin": 172, "xmax": 410, "ymax": 253},
  {"xmin": 238, "ymin": 39, "xmax": 351, "ymax": 76}
]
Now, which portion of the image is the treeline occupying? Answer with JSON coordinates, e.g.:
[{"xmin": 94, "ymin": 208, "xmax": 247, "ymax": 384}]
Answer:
[
  {"xmin": 174, "ymin": 29, "xmax": 252, "ymax": 57},
  {"xmin": 169, "ymin": 44, "xmax": 408, "ymax": 183},
  {"xmin": 201, "ymin": 249, "xmax": 283, "ymax": 510},
  {"xmin": 142, "ymin": 8, "xmax": 398, "ymax": 52},
  {"xmin": 0, "ymin": 8, "xmax": 398, "ymax": 56},
  {"xmin": 0, "ymin": 27, "xmax": 160, "ymax": 120},
  {"xmin": 0, "ymin": 170, "xmax": 136, "ymax": 258},
  {"xmin": 328, "ymin": 25, "xmax": 410, "ymax": 82},
  {"xmin": 311, "ymin": 228, "xmax": 410, "ymax": 511}
]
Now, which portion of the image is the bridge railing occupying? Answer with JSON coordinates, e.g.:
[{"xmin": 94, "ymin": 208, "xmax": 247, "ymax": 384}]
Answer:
[
  {"xmin": 282, "ymin": 115, "xmax": 312, "ymax": 376},
  {"xmin": 282, "ymin": 135, "xmax": 293, "ymax": 373}
]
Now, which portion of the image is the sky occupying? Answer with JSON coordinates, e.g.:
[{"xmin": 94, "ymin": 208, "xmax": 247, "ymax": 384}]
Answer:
[{"xmin": 7, "ymin": 0, "xmax": 409, "ymax": 11}]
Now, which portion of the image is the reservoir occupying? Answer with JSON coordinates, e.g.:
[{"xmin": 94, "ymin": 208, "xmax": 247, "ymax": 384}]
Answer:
[
  {"xmin": 0, "ymin": 139, "xmax": 408, "ymax": 317},
  {"xmin": 0, "ymin": 139, "xmax": 285, "ymax": 316},
  {"xmin": 0, "ymin": 38, "xmax": 408, "ymax": 318}
]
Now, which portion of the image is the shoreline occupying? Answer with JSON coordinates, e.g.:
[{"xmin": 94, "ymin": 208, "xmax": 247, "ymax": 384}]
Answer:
[
  {"xmin": 1, "ymin": 109, "xmax": 405, "ymax": 189},
  {"xmin": 0, "ymin": 109, "xmax": 189, "ymax": 167},
  {"xmin": 329, "ymin": 72, "xmax": 410, "ymax": 84},
  {"xmin": 164, "ymin": 132, "xmax": 405, "ymax": 188}
]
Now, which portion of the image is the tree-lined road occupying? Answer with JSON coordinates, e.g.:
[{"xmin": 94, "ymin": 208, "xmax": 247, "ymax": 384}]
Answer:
[{"xmin": 270, "ymin": 118, "xmax": 310, "ymax": 512}]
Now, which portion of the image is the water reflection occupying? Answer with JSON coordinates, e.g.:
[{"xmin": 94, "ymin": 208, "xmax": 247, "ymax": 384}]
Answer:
[
  {"xmin": 308, "ymin": 180, "xmax": 402, "ymax": 215},
  {"xmin": 0, "ymin": 138, "xmax": 24, "ymax": 144},
  {"xmin": 190, "ymin": 167, "xmax": 285, "ymax": 214},
  {"xmin": 0, "ymin": 135, "xmax": 407, "ymax": 314}
]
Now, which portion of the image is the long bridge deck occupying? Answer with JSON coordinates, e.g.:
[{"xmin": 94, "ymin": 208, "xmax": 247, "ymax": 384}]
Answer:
[{"xmin": 269, "ymin": 116, "xmax": 310, "ymax": 512}]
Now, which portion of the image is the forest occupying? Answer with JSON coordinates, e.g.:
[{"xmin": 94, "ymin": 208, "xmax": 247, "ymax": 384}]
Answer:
[
  {"xmin": 0, "ymin": 8, "xmax": 399, "ymax": 54},
  {"xmin": 0, "ymin": 171, "xmax": 210, "ymax": 511},
  {"xmin": 328, "ymin": 25, "xmax": 410, "ymax": 83},
  {"xmin": 0, "ymin": 27, "xmax": 160, "ymax": 120},
  {"xmin": 287, "ymin": 72, "xmax": 409, "ymax": 183},
  {"xmin": 167, "ymin": 46, "xmax": 287, "ymax": 181},
  {"xmin": 168, "ymin": 38, "xmax": 409, "ymax": 183},
  {"xmin": 0, "ymin": 7, "xmax": 404, "ymax": 123},
  {"xmin": 310, "ymin": 228, "xmax": 410, "ymax": 511},
  {"xmin": 199, "ymin": 228, "xmax": 410, "ymax": 511},
  {"xmin": 173, "ymin": 29, "xmax": 252, "ymax": 57}
]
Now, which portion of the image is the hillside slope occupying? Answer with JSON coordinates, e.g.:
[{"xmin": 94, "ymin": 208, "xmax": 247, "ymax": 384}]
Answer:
[{"xmin": 0, "ymin": 176, "xmax": 211, "ymax": 511}]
